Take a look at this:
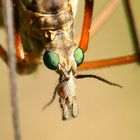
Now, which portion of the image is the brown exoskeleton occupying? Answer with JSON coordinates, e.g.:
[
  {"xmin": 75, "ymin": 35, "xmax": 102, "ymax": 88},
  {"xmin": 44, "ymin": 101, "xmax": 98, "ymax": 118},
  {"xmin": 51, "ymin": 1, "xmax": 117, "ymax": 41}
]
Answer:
[
  {"xmin": 0, "ymin": 0, "xmax": 123, "ymax": 120},
  {"xmin": 14, "ymin": 0, "xmax": 85, "ymax": 119}
]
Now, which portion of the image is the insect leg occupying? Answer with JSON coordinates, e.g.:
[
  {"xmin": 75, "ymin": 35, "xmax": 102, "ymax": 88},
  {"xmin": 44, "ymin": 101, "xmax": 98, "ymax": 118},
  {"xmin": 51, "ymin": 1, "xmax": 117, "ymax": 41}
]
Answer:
[
  {"xmin": 0, "ymin": 34, "xmax": 39, "ymax": 74},
  {"xmin": 122, "ymin": 0, "xmax": 140, "ymax": 56},
  {"xmin": 14, "ymin": 27, "xmax": 42, "ymax": 74},
  {"xmin": 78, "ymin": 0, "xmax": 140, "ymax": 70},
  {"xmin": 79, "ymin": 0, "xmax": 94, "ymax": 52},
  {"xmin": 15, "ymin": 31, "xmax": 42, "ymax": 64},
  {"xmin": 0, "ymin": 31, "xmax": 39, "ymax": 74},
  {"xmin": 76, "ymin": 0, "xmax": 120, "ymax": 42},
  {"xmin": 15, "ymin": 31, "xmax": 28, "ymax": 63},
  {"xmin": 78, "ymin": 54, "xmax": 138, "ymax": 70},
  {"xmin": 90, "ymin": 0, "xmax": 120, "ymax": 36}
]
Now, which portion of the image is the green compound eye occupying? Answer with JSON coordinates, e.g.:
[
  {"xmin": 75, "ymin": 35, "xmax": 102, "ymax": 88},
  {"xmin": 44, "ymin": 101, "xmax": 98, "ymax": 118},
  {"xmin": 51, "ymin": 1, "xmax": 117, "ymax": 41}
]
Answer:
[
  {"xmin": 43, "ymin": 51, "xmax": 60, "ymax": 70},
  {"xmin": 74, "ymin": 47, "xmax": 84, "ymax": 66}
]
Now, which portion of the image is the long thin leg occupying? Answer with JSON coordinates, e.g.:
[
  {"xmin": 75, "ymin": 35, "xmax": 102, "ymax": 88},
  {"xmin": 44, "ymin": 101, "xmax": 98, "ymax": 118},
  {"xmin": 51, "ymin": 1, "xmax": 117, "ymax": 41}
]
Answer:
[
  {"xmin": 15, "ymin": 35, "xmax": 40, "ymax": 74},
  {"xmin": 76, "ymin": 0, "xmax": 120, "ymax": 42},
  {"xmin": 79, "ymin": 0, "xmax": 94, "ymax": 52},
  {"xmin": 122, "ymin": 0, "xmax": 140, "ymax": 55},
  {"xmin": 79, "ymin": 1, "xmax": 139, "ymax": 70},
  {"xmin": 90, "ymin": 0, "xmax": 120, "ymax": 36},
  {"xmin": 0, "ymin": 41, "xmax": 39, "ymax": 75},
  {"xmin": 0, "ymin": 35, "xmax": 39, "ymax": 74},
  {"xmin": 0, "ymin": 1, "xmax": 39, "ymax": 75},
  {"xmin": 15, "ymin": 29, "xmax": 42, "ymax": 64},
  {"xmin": 78, "ymin": 54, "xmax": 138, "ymax": 70},
  {"xmin": 2, "ymin": 0, "xmax": 21, "ymax": 140}
]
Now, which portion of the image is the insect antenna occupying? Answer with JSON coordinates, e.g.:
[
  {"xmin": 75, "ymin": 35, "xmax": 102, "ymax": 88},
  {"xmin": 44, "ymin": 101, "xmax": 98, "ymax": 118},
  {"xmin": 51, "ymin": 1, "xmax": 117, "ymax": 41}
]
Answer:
[
  {"xmin": 42, "ymin": 75, "xmax": 67, "ymax": 111},
  {"xmin": 75, "ymin": 74, "xmax": 123, "ymax": 88},
  {"xmin": 42, "ymin": 82, "xmax": 60, "ymax": 111}
]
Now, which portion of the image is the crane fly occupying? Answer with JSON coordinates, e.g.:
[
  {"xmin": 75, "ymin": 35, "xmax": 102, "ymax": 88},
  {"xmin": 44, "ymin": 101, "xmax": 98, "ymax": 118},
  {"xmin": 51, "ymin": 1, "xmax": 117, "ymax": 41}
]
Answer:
[
  {"xmin": 0, "ymin": 0, "xmax": 139, "ymax": 122},
  {"xmin": 1, "ymin": 1, "xmax": 140, "ymax": 140}
]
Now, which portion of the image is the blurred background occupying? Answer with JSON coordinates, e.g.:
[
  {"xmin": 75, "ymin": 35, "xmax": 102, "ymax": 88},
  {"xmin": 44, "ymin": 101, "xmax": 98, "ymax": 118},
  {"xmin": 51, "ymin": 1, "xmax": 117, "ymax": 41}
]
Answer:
[{"xmin": 0, "ymin": 0, "xmax": 140, "ymax": 140}]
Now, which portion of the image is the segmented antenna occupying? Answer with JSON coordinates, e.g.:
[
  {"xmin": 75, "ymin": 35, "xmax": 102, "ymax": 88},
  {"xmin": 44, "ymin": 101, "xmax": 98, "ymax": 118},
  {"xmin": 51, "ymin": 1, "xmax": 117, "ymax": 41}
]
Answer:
[{"xmin": 75, "ymin": 74, "xmax": 123, "ymax": 88}]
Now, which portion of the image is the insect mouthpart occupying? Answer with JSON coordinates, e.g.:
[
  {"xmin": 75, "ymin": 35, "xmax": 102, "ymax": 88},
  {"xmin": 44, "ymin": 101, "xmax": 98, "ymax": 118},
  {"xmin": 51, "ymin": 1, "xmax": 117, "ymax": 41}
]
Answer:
[
  {"xmin": 58, "ymin": 72, "xmax": 79, "ymax": 120},
  {"xmin": 42, "ymin": 71, "xmax": 79, "ymax": 120}
]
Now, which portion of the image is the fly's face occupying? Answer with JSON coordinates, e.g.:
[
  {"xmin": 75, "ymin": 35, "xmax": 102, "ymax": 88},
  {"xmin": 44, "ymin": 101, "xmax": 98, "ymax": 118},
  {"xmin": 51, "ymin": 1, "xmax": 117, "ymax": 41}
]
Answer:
[
  {"xmin": 43, "ymin": 44, "xmax": 84, "ymax": 78},
  {"xmin": 43, "ymin": 32, "xmax": 84, "ymax": 78},
  {"xmin": 43, "ymin": 35, "xmax": 84, "ymax": 120}
]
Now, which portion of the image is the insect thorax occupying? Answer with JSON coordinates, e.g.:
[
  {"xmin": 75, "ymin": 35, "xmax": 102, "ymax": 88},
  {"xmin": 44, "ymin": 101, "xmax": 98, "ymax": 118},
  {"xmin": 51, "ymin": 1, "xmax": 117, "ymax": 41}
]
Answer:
[{"xmin": 16, "ymin": 0, "xmax": 74, "ymax": 56}]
